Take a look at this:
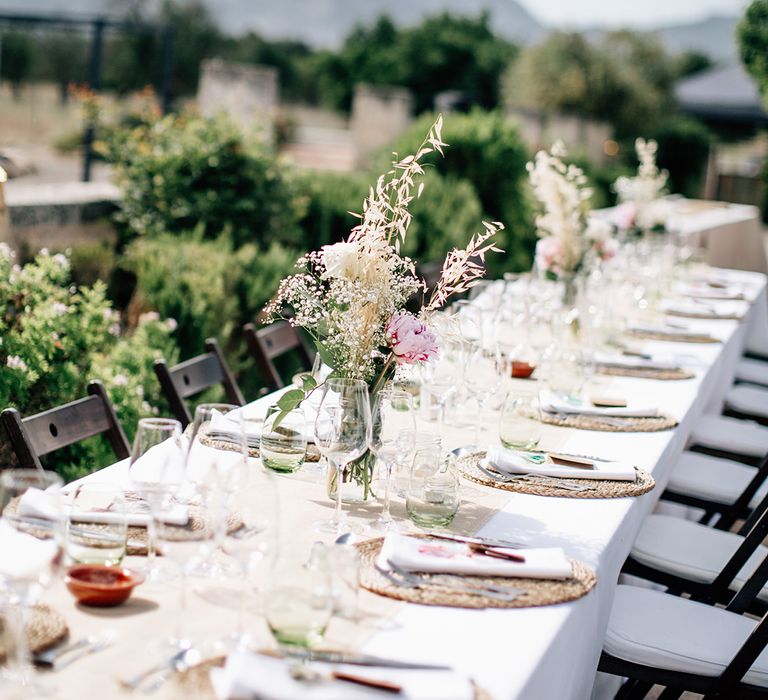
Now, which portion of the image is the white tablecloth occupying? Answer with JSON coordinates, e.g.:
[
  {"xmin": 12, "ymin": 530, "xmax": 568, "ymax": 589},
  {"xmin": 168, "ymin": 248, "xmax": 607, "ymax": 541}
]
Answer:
[{"xmin": 43, "ymin": 268, "xmax": 767, "ymax": 700}]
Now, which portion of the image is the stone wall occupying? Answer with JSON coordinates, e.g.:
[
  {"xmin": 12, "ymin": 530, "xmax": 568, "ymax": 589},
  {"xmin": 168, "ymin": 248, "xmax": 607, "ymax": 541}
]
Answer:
[
  {"xmin": 197, "ymin": 58, "xmax": 278, "ymax": 143},
  {"xmin": 351, "ymin": 85, "xmax": 413, "ymax": 167}
]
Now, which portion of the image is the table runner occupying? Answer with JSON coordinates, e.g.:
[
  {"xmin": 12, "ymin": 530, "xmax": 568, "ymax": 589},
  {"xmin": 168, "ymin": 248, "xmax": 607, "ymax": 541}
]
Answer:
[{"xmin": 31, "ymin": 267, "xmax": 767, "ymax": 700}]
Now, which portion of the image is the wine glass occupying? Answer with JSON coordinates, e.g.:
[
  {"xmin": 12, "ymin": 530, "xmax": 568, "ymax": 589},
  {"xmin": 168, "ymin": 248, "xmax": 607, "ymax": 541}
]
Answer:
[
  {"xmin": 369, "ymin": 388, "xmax": 415, "ymax": 532},
  {"xmin": 128, "ymin": 418, "xmax": 184, "ymax": 582},
  {"xmin": 463, "ymin": 344, "xmax": 505, "ymax": 449},
  {"xmin": 65, "ymin": 483, "xmax": 128, "ymax": 567},
  {"xmin": 313, "ymin": 378, "xmax": 371, "ymax": 535},
  {"xmin": 184, "ymin": 403, "xmax": 247, "ymax": 580},
  {"xmin": 423, "ymin": 340, "xmax": 463, "ymax": 440},
  {"xmin": 0, "ymin": 469, "xmax": 63, "ymax": 693},
  {"xmin": 220, "ymin": 462, "xmax": 278, "ymax": 649}
]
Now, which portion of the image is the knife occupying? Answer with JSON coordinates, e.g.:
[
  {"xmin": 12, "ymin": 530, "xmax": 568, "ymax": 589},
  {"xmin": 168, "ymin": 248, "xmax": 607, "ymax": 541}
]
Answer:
[{"xmin": 273, "ymin": 648, "xmax": 452, "ymax": 671}]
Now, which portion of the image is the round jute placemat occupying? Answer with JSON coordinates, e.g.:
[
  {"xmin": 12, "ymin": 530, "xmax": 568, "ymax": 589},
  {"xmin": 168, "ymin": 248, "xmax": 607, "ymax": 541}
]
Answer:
[
  {"xmin": 627, "ymin": 330, "xmax": 719, "ymax": 344},
  {"xmin": 199, "ymin": 435, "xmax": 322, "ymax": 463},
  {"xmin": 356, "ymin": 536, "xmax": 595, "ymax": 609},
  {"xmin": 457, "ymin": 452, "xmax": 655, "ymax": 499},
  {"xmin": 0, "ymin": 604, "xmax": 68, "ymax": 661},
  {"xmin": 173, "ymin": 654, "xmax": 492, "ymax": 700},
  {"xmin": 597, "ymin": 365, "xmax": 694, "ymax": 381},
  {"xmin": 541, "ymin": 411, "xmax": 677, "ymax": 432}
]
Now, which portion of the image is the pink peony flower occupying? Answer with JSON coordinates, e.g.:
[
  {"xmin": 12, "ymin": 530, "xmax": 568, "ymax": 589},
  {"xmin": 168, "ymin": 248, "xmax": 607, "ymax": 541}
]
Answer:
[
  {"xmin": 598, "ymin": 237, "xmax": 619, "ymax": 261},
  {"xmin": 385, "ymin": 312, "xmax": 438, "ymax": 364},
  {"xmin": 534, "ymin": 236, "xmax": 564, "ymax": 275}
]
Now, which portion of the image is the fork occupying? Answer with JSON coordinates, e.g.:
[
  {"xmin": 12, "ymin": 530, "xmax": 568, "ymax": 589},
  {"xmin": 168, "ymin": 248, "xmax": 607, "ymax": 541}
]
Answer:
[
  {"xmin": 476, "ymin": 463, "xmax": 593, "ymax": 492},
  {"xmin": 35, "ymin": 630, "xmax": 115, "ymax": 670}
]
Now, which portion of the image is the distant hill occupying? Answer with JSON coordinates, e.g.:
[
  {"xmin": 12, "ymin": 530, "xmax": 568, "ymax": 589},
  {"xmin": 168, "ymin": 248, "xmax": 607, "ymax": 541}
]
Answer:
[{"xmin": 0, "ymin": 0, "xmax": 739, "ymax": 61}]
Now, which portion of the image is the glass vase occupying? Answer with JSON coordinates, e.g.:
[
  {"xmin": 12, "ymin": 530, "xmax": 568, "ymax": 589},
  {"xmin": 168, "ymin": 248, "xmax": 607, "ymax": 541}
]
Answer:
[{"xmin": 326, "ymin": 451, "xmax": 376, "ymax": 504}]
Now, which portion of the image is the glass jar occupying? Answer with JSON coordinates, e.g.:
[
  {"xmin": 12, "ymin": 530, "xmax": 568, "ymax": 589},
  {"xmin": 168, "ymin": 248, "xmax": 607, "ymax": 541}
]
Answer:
[
  {"xmin": 260, "ymin": 404, "xmax": 307, "ymax": 474},
  {"xmin": 499, "ymin": 383, "xmax": 543, "ymax": 451},
  {"xmin": 406, "ymin": 445, "xmax": 460, "ymax": 528}
]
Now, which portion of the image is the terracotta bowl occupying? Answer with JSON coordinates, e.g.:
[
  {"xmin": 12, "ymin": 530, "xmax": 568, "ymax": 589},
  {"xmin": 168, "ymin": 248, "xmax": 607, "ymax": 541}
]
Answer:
[
  {"xmin": 65, "ymin": 565, "xmax": 145, "ymax": 607},
  {"xmin": 511, "ymin": 361, "xmax": 536, "ymax": 379}
]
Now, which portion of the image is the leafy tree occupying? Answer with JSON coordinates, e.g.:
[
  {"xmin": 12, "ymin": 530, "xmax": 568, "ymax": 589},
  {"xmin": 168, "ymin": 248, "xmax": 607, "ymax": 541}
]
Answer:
[
  {"xmin": 738, "ymin": 0, "xmax": 768, "ymax": 101},
  {"xmin": 1, "ymin": 31, "xmax": 34, "ymax": 99},
  {"xmin": 36, "ymin": 34, "xmax": 88, "ymax": 104},
  {"xmin": 676, "ymin": 51, "xmax": 714, "ymax": 79}
]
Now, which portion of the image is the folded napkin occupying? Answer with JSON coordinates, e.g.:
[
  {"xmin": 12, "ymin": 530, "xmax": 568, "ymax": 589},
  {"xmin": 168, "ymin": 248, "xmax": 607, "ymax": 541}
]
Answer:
[
  {"xmin": 208, "ymin": 409, "xmax": 263, "ymax": 448},
  {"xmin": 486, "ymin": 446, "xmax": 636, "ymax": 482},
  {"xmin": 210, "ymin": 651, "xmax": 474, "ymax": 700},
  {"xmin": 19, "ymin": 487, "xmax": 189, "ymax": 527},
  {"xmin": 540, "ymin": 394, "xmax": 659, "ymax": 418},
  {"xmin": 592, "ymin": 350, "xmax": 679, "ymax": 371},
  {"xmin": 379, "ymin": 532, "xmax": 572, "ymax": 580},
  {"xmin": 662, "ymin": 300, "xmax": 747, "ymax": 319},
  {"xmin": 627, "ymin": 323, "xmax": 716, "ymax": 341},
  {"xmin": 675, "ymin": 282, "xmax": 744, "ymax": 300},
  {"xmin": 0, "ymin": 520, "xmax": 59, "ymax": 581}
]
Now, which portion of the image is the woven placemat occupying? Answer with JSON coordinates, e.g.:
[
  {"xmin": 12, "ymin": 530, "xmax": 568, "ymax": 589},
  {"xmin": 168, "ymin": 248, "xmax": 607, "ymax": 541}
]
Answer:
[
  {"xmin": 199, "ymin": 435, "xmax": 321, "ymax": 463},
  {"xmin": 356, "ymin": 537, "xmax": 595, "ymax": 609},
  {"xmin": 457, "ymin": 452, "xmax": 655, "ymax": 499},
  {"xmin": 0, "ymin": 604, "xmax": 69, "ymax": 661},
  {"xmin": 541, "ymin": 411, "xmax": 677, "ymax": 432},
  {"xmin": 627, "ymin": 329, "xmax": 719, "ymax": 344},
  {"xmin": 597, "ymin": 365, "xmax": 695, "ymax": 381}
]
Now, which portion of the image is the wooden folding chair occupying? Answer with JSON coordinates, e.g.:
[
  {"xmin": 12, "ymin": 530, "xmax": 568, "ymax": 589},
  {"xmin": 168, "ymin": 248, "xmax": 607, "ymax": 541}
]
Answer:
[
  {"xmin": 153, "ymin": 338, "xmax": 245, "ymax": 428},
  {"xmin": 243, "ymin": 321, "xmax": 313, "ymax": 392},
  {"xmin": 1, "ymin": 380, "xmax": 130, "ymax": 471}
]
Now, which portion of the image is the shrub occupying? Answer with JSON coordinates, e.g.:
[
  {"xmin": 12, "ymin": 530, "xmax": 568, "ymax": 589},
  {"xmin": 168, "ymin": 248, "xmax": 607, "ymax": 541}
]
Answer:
[
  {"xmin": 650, "ymin": 116, "xmax": 713, "ymax": 198},
  {"xmin": 68, "ymin": 240, "xmax": 118, "ymax": 288},
  {"xmin": 387, "ymin": 110, "xmax": 534, "ymax": 274},
  {"xmin": 0, "ymin": 247, "xmax": 177, "ymax": 481},
  {"xmin": 100, "ymin": 111, "xmax": 303, "ymax": 248}
]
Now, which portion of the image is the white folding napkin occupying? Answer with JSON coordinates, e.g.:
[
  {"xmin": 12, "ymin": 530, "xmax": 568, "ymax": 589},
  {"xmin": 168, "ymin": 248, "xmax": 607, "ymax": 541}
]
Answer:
[
  {"xmin": 592, "ymin": 351, "xmax": 679, "ymax": 371},
  {"xmin": 0, "ymin": 520, "xmax": 59, "ymax": 581},
  {"xmin": 210, "ymin": 651, "xmax": 474, "ymax": 700},
  {"xmin": 379, "ymin": 532, "xmax": 572, "ymax": 580},
  {"xmin": 675, "ymin": 282, "xmax": 744, "ymax": 300},
  {"xmin": 662, "ymin": 299, "xmax": 747, "ymax": 319},
  {"xmin": 208, "ymin": 409, "xmax": 263, "ymax": 446},
  {"xmin": 486, "ymin": 446, "xmax": 636, "ymax": 482},
  {"xmin": 627, "ymin": 322, "xmax": 717, "ymax": 341},
  {"xmin": 540, "ymin": 394, "xmax": 659, "ymax": 418},
  {"xmin": 19, "ymin": 487, "xmax": 189, "ymax": 527}
]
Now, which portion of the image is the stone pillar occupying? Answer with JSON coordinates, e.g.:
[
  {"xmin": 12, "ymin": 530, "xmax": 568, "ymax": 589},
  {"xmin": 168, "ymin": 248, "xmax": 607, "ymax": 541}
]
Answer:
[
  {"xmin": 197, "ymin": 59, "xmax": 279, "ymax": 143},
  {"xmin": 351, "ymin": 84, "xmax": 413, "ymax": 168}
]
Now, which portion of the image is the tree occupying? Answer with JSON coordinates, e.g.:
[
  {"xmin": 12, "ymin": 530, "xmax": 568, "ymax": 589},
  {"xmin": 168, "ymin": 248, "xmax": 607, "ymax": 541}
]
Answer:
[
  {"xmin": 738, "ymin": 0, "xmax": 768, "ymax": 101},
  {"xmin": 1, "ymin": 32, "xmax": 34, "ymax": 99},
  {"xmin": 36, "ymin": 34, "xmax": 88, "ymax": 104},
  {"xmin": 676, "ymin": 51, "xmax": 714, "ymax": 79}
]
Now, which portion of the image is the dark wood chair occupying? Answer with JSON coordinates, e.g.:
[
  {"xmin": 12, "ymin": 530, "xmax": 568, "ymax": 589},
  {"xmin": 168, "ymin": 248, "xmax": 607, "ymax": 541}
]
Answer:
[
  {"xmin": 1, "ymin": 380, "xmax": 130, "ymax": 471},
  {"xmin": 153, "ymin": 338, "xmax": 245, "ymax": 428},
  {"xmin": 243, "ymin": 321, "xmax": 313, "ymax": 392}
]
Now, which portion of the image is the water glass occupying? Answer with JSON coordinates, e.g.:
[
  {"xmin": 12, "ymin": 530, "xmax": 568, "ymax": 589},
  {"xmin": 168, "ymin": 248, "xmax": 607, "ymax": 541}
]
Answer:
[
  {"xmin": 329, "ymin": 545, "xmax": 360, "ymax": 620},
  {"xmin": 65, "ymin": 483, "xmax": 127, "ymax": 567},
  {"xmin": 260, "ymin": 404, "xmax": 307, "ymax": 473},
  {"xmin": 264, "ymin": 546, "xmax": 333, "ymax": 648},
  {"xmin": 406, "ymin": 447, "xmax": 460, "ymax": 528},
  {"xmin": 499, "ymin": 384, "xmax": 543, "ymax": 451}
]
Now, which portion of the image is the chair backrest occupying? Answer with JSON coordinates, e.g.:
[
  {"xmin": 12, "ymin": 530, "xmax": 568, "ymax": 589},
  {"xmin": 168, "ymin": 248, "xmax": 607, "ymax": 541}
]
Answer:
[
  {"xmin": 1, "ymin": 380, "xmax": 130, "ymax": 471},
  {"xmin": 243, "ymin": 321, "xmax": 313, "ymax": 392},
  {"xmin": 153, "ymin": 337, "xmax": 245, "ymax": 428}
]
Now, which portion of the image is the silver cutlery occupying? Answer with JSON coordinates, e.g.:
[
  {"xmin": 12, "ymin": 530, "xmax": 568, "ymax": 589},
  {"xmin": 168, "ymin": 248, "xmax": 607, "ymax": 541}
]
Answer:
[
  {"xmin": 35, "ymin": 630, "xmax": 115, "ymax": 670},
  {"xmin": 377, "ymin": 561, "xmax": 523, "ymax": 602},
  {"xmin": 138, "ymin": 648, "xmax": 201, "ymax": 694},
  {"xmin": 476, "ymin": 462, "xmax": 593, "ymax": 493},
  {"xmin": 122, "ymin": 646, "xmax": 198, "ymax": 692},
  {"xmin": 278, "ymin": 648, "xmax": 451, "ymax": 670}
]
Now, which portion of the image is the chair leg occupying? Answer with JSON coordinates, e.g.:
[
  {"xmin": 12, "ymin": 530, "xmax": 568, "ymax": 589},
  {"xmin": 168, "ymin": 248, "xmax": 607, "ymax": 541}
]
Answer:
[
  {"xmin": 657, "ymin": 686, "xmax": 683, "ymax": 700},
  {"xmin": 616, "ymin": 679, "xmax": 654, "ymax": 699},
  {"xmin": 614, "ymin": 679, "xmax": 640, "ymax": 699}
]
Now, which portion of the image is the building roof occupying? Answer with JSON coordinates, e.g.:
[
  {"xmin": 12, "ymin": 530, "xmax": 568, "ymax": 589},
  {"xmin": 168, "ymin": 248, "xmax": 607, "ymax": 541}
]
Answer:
[{"xmin": 675, "ymin": 63, "xmax": 768, "ymax": 124}]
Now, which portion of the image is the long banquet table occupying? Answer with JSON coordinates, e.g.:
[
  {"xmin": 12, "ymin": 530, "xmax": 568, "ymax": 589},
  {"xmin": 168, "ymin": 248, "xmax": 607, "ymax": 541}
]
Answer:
[{"xmin": 38, "ymin": 268, "xmax": 768, "ymax": 700}]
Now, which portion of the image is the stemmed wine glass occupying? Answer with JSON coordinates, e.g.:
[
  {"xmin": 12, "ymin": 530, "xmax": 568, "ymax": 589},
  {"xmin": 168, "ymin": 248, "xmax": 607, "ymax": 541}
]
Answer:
[
  {"xmin": 423, "ymin": 338, "xmax": 463, "ymax": 439},
  {"xmin": 314, "ymin": 378, "xmax": 371, "ymax": 535},
  {"xmin": 369, "ymin": 388, "xmax": 415, "ymax": 532},
  {"xmin": 0, "ymin": 469, "xmax": 63, "ymax": 694},
  {"xmin": 463, "ymin": 344, "xmax": 505, "ymax": 449},
  {"xmin": 128, "ymin": 417, "xmax": 184, "ymax": 582}
]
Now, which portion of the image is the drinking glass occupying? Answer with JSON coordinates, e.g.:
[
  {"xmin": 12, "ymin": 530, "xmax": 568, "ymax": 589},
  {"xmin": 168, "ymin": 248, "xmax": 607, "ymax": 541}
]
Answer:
[
  {"xmin": 128, "ymin": 417, "xmax": 184, "ymax": 581},
  {"xmin": 260, "ymin": 405, "xmax": 307, "ymax": 474},
  {"xmin": 220, "ymin": 462, "xmax": 278, "ymax": 648},
  {"xmin": 369, "ymin": 388, "xmax": 415, "ymax": 532},
  {"xmin": 65, "ymin": 483, "xmax": 127, "ymax": 567},
  {"xmin": 264, "ymin": 545, "xmax": 333, "ymax": 648},
  {"xmin": 423, "ymin": 341, "xmax": 463, "ymax": 439},
  {"xmin": 329, "ymin": 545, "xmax": 360, "ymax": 621},
  {"xmin": 0, "ymin": 469, "xmax": 63, "ymax": 693},
  {"xmin": 499, "ymin": 384, "xmax": 543, "ymax": 451},
  {"xmin": 313, "ymin": 378, "xmax": 371, "ymax": 535},
  {"xmin": 185, "ymin": 403, "xmax": 247, "ymax": 580},
  {"xmin": 406, "ymin": 447, "xmax": 460, "ymax": 528},
  {"xmin": 463, "ymin": 344, "xmax": 505, "ymax": 448}
]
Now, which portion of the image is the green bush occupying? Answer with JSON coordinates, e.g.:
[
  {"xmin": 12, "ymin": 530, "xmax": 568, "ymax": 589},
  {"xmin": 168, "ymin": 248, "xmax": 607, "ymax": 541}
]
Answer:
[
  {"xmin": 0, "ymin": 247, "xmax": 178, "ymax": 481},
  {"xmin": 387, "ymin": 110, "xmax": 534, "ymax": 274},
  {"xmin": 650, "ymin": 116, "xmax": 713, "ymax": 198},
  {"xmin": 100, "ymin": 111, "xmax": 303, "ymax": 248},
  {"xmin": 68, "ymin": 240, "xmax": 118, "ymax": 288}
]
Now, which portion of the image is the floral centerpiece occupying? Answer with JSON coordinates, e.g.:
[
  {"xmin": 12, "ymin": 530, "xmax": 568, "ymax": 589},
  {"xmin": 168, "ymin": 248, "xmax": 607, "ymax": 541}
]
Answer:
[
  {"xmin": 527, "ymin": 141, "xmax": 615, "ymax": 290},
  {"xmin": 612, "ymin": 138, "xmax": 669, "ymax": 235},
  {"xmin": 265, "ymin": 116, "xmax": 502, "ymax": 500}
]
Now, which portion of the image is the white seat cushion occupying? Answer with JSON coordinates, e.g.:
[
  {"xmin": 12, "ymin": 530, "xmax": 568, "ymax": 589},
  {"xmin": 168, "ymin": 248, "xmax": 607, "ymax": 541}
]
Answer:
[
  {"xmin": 726, "ymin": 385, "xmax": 768, "ymax": 419},
  {"xmin": 666, "ymin": 451, "xmax": 766, "ymax": 507},
  {"xmin": 737, "ymin": 358, "xmax": 768, "ymax": 387},
  {"xmin": 689, "ymin": 415, "xmax": 768, "ymax": 458},
  {"xmin": 605, "ymin": 585, "xmax": 768, "ymax": 686},
  {"xmin": 631, "ymin": 514, "xmax": 766, "ymax": 598}
]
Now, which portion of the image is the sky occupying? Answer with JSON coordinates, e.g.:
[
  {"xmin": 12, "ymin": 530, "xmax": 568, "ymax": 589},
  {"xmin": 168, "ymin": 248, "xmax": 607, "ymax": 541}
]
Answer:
[{"xmin": 516, "ymin": 0, "xmax": 747, "ymax": 28}]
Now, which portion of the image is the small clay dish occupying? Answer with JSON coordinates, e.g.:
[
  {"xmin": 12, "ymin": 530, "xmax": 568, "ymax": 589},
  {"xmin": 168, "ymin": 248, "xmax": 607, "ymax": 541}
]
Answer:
[
  {"xmin": 511, "ymin": 361, "xmax": 536, "ymax": 379},
  {"xmin": 65, "ymin": 564, "xmax": 145, "ymax": 607}
]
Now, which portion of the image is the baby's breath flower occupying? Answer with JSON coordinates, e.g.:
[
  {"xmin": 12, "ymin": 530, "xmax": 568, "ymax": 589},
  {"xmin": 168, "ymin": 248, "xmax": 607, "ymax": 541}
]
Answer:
[{"xmin": 6, "ymin": 355, "xmax": 28, "ymax": 372}]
